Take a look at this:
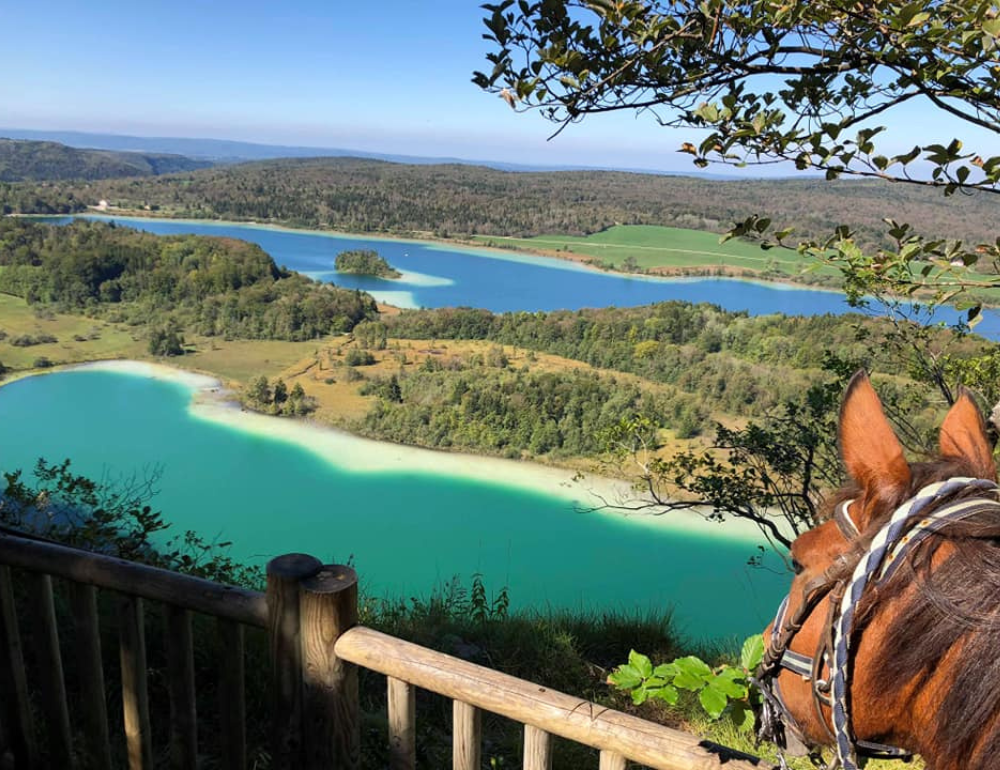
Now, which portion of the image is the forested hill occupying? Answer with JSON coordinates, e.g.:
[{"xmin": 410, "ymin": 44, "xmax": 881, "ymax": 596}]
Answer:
[
  {"xmin": 0, "ymin": 218, "xmax": 376, "ymax": 340},
  {"xmin": 0, "ymin": 139, "xmax": 212, "ymax": 182},
  {"xmin": 13, "ymin": 156, "xmax": 996, "ymax": 249}
]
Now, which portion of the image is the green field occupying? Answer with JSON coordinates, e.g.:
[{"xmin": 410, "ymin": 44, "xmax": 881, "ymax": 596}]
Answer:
[
  {"xmin": 0, "ymin": 294, "xmax": 146, "ymax": 370},
  {"xmin": 0, "ymin": 293, "xmax": 323, "ymax": 384},
  {"xmin": 473, "ymin": 225, "xmax": 838, "ymax": 281}
]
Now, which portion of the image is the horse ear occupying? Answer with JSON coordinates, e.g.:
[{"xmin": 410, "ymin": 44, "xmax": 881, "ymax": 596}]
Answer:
[
  {"xmin": 839, "ymin": 371, "xmax": 911, "ymax": 507},
  {"xmin": 940, "ymin": 388, "xmax": 996, "ymax": 480}
]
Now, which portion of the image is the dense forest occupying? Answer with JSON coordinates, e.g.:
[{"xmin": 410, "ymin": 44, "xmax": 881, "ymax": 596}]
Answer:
[
  {"xmin": 379, "ymin": 304, "xmax": 988, "ymax": 418},
  {"xmin": 314, "ymin": 303, "xmax": 989, "ymax": 461},
  {"xmin": 357, "ymin": 362, "xmax": 703, "ymax": 457},
  {"xmin": 334, "ymin": 248, "xmax": 401, "ymax": 278},
  {"xmin": 3, "ymin": 156, "xmax": 995, "ymax": 250},
  {"xmin": 0, "ymin": 218, "xmax": 376, "ymax": 340},
  {"xmin": 0, "ymin": 139, "xmax": 211, "ymax": 182}
]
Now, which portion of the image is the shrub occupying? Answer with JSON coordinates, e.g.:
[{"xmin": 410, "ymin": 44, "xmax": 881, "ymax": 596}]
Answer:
[{"xmin": 345, "ymin": 348, "xmax": 376, "ymax": 366}]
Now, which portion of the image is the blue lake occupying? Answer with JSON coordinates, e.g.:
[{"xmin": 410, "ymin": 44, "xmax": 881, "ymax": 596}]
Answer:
[{"xmin": 64, "ymin": 215, "xmax": 1000, "ymax": 340}]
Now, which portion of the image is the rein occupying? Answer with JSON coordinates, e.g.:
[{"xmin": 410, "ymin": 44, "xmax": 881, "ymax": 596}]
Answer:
[{"xmin": 756, "ymin": 477, "xmax": 1000, "ymax": 770}]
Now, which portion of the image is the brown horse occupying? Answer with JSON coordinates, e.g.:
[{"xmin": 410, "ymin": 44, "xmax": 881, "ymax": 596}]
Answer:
[{"xmin": 758, "ymin": 371, "xmax": 1000, "ymax": 770}]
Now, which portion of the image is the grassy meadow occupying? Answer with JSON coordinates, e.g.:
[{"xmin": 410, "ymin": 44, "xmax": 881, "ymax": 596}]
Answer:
[
  {"xmin": 0, "ymin": 294, "xmax": 146, "ymax": 369},
  {"xmin": 0, "ymin": 293, "xmax": 319, "ymax": 383},
  {"xmin": 473, "ymin": 224, "xmax": 839, "ymax": 281}
]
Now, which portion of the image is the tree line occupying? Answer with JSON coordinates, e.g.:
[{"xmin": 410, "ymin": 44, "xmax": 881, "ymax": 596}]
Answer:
[
  {"xmin": 0, "ymin": 218, "xmax": 377, "ymax": 341},
  {"xmin": 356, "ymin": 357, "xmax": 704, "ymax": 458},
  {"xmin": 378, "ymin": 303, "xmax": 989, "ymax": 425},
  {"xmin": 2, "ymin": 156, "xmax": 995, "ymax": 250},
  {"xmin": 331, "ymin": 302, "xmax": 988, "ymax": 461}
]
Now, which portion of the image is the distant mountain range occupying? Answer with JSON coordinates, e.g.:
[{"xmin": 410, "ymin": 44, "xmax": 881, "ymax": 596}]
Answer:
[
  {"xmin": 0, "ymin": 138, "xmax": 212, "ymax": 182},
  {"xmin": 0, "ymin": 127, "xmax": 744, "ymax": 177}
]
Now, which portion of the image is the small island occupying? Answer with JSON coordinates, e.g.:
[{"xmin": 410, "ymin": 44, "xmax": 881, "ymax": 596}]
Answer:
[{"xmin": 334, "ymin": 249, "xmax": 402, "ymax": 279}]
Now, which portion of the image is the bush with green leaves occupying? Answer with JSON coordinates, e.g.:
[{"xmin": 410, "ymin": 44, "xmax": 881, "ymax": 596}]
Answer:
[
  {"xmin": 609, "ymin": 635, "xmax": 764, "ymax": 730},
  {"xmin": 345, "ymin": 347, "xmax": 377, "ymax": 366}
]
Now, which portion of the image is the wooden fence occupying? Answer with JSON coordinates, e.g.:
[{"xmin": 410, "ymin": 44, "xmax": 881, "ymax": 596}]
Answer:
[{"xmin": 0, "ymin": 530, "xmax": 770, "ymax": 770}]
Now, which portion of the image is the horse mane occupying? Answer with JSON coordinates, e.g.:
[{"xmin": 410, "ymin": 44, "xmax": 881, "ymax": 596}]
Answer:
[{"xmin": 848, "ymin": 457, "xmax": 1000, "ymax": 763}]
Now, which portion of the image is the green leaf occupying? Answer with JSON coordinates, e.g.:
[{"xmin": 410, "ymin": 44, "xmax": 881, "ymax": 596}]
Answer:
[
  {"xmin": 730, "ymin": 702, "xmax": 756, "ymax": 732},
  {"xmin": 649, "ymin": 684, "xmax": 679, "ymax": 705},
  {"xmin": 673, "ymin": 656, "xmax": 712, "ymax": 690},
  {"xmin": 653, "ymin": 662, "xmax": 680, "ymax": 679},
  {"xmin": 695, "ymin": 103, "xmax": 720, "ymax": 123},
  {"xmin": 608, "ymin": 664, "xmax": 643, "ymax": 690},
  {"xmin": 699, "ymin": 683, "xmax": 729, "ymax": 719},
  {"xmin": 711, "ymin": 668, "xmax": 748, "ymax": 698},
  {"xmin": 740, "ymin": 634, "xmax": 765, "ymax": 671},
  {"xmin": 674, "ymin": 656, "xmax": 712, "ymax": 677},
  {"xmin": 629, "ymin": 649, "xmax": 653, "ymax": 678}
]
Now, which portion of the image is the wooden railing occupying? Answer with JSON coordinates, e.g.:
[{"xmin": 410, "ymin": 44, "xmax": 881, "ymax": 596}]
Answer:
[{"xmin": 0, "ymin": 530, "xmax": 770, "ymax": 770}]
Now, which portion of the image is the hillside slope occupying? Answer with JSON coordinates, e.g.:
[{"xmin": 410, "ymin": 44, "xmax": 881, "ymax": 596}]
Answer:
[
  {"xmin": 0, "ymin": 139, "xmax": 212, "ymax": 181},
  {"xmin": 70, "ymin": 156, "xmax": 998, "ymax": 248}
]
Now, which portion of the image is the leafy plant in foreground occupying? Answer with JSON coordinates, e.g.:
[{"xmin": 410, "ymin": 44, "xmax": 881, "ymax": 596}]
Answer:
[{"xmin": 609, "ymin": 635, "xmax": 764, "ymax": 730}]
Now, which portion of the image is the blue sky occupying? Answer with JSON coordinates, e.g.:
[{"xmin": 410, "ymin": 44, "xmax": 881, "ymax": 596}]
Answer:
[{"xmin": 0, "ymin": 0, "xmax": 988, "ymax": 173}]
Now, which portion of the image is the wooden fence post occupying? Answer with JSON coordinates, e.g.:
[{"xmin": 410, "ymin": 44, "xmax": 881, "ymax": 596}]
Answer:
[
  {"xmin": 218, "ymin": 619, "xmax": 246, "ymax": 770},
  {"xmin": 387, "ymin": 677, "xmax": 416, "ymax": 770},
  {"xmin": 299, "ymin": 565, "xmax": 360, "ymax": 770},
  {"xmin": 0, "ymin": 566, "xmax": 37, "ymax": 769},
  {"xmin": 524, "ymin": 725, "xmax": 553, "ymax": 770},
  {"xmin": 23, "ymin": 573, "xmax": 73, "ymax": 769},
  {"xmin": 266, "ymin": 553, "xmax": 322, "ymax": 770},
  {"xmin": 120, "ymin": 595, "xmax": 153, "ymax": 770},
  {"xmin": 68, "ymin": 582, "xmax": 112, "ymax": 770},
  {"xmin": 166, "ymin": 605, "xmax": 197, "ymax": 770},
  {"xmin": 452, "ymin": 701, "xmax": 481, "ymax": 770}
]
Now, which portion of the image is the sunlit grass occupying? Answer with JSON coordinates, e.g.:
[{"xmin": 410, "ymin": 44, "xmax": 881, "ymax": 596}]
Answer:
[
  {"xmin": 0, "ymin": 293, "xmax": 145, "ymax": 369},
  {"xmin": 474, "ymin": 224, "xmax": 838, "ymax": 279}
]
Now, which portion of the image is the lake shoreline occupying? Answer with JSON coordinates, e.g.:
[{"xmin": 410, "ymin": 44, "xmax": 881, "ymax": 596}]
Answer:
[
  {"xmin": 2, "ymin": 358, "xmax": 769, "ymax": 545},
  {"xmin": 68, "ymin": 210, "xmax": 847, "ymax": 297},
  {"xmin": 66, "ymin": 212, "xmax": 1000, "ymax": 329}
]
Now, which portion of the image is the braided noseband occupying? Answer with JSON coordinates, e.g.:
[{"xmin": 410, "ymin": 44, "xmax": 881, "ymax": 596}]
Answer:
[{"xmin": 758, "ymin": 477, "xmax": 1000, "ymax": 770}]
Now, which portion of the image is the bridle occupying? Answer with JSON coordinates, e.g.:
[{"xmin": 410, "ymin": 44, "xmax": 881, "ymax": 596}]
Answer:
[{"xmin": 754, "ymin": 477, "xmax": 1000, "ymax": 770}]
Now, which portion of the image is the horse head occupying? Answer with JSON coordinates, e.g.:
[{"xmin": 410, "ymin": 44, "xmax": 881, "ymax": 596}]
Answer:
[{"xmin": 759, "ymin": 371, "xmax": 1000, "ymax": 770}]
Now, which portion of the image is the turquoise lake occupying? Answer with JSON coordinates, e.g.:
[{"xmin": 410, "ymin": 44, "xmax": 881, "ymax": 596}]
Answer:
[
  {"xmin": 0, "ymin": 369, "xmax": 787, "ymax": 642},
  {"xmin": 60, "ymin": 215, "xmax": 1000, "ymax": 339}
]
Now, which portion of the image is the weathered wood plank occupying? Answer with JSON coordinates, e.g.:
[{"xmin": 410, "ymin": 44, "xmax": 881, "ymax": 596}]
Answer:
[
  {"xmin": 23, "ymin": 573, "xmax": 73, "ymax": 769},
  {"xmin": 68, "ymin": 582, "xmax": 112, "ymax": 770},
  {"xmin": 119, "ymin": 595, "xmax": 153, "ymax": 770},
  {"xmin": 452, "ymin": 701, "xmax": 481, "ymax": 770},
  {"xmin": 299, "ymin": 565, "xmax": 360, "ymax": 770},
  {"xmin": 218, "ymin": 619, "xmax": 246, "ymax": 770},
  {"xmin": 0, "ymin": 532, "xmax": 266, "ymax": 627},
  {"xmin": 599, "ymin": 750, "xmax": 627, "ymax": 770},
  {"xmin": 0, "ymin": 566, "xmax": 37, "ymax": 769},
  {"xmin": 336, "ymin": 627, "xmax": 766, "ymax": 770},
  {"xmin": 166, "ymin": 605, "xmax": 197, "ymax": 770},
  {"xmin": 387, "ymin": 677, "xmax": 416, "ymax": 770},
  {"xmin": 266, "ymin": 553, "xmax": 322, "ymax": 770},
  {"xmin": 524, "ymin": 724, "xmax": 553, "ymax": 770}
]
